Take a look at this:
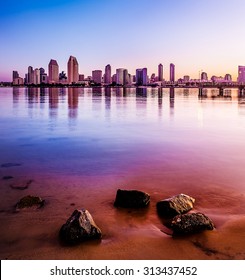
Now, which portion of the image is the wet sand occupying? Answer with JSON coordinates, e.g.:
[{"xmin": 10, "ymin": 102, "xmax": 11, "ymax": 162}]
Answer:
[{"xmin": 0, "ymin": 167, "xmax": 245, "ymax": 260}]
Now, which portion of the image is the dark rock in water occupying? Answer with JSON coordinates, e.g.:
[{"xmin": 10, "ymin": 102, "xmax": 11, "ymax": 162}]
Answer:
[
  {"xmin": 171, "ymin": 213, "xmax": 215, "ymax": 234},
  {"xmin": 10, "ymin": 179, "xmax": 32, "ymax": 190},
  {"xmin": 157, "ymin": 194, "xmax": 195, "ymax": 217},
  {"xmin": 15, "ymin": 195, "xmax": 45, "ymax": 209},
  {"xmin": 1, "ymin": 163, "xmax": 22, "ymax": 168},
  {"xmin": 114, "ymin": 189, "xmax": 150, "ymax": 208},
  {"xmin": 2, "ymin": 176, "xmax": 13, "ymax": 180},
  {"xmin": 59, "ymin": 209, "xmax": 102, "ymax": 245}
]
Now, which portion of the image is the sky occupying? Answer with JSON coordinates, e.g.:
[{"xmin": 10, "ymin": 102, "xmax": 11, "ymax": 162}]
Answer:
[{"xmin": 1, "ymin": 0, "xmax": 245, "ymax": 82}]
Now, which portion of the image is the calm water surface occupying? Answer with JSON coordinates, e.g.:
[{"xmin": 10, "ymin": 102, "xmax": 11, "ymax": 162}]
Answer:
[{"xmin": 0, "ymin": 87, "xmax": 245, "ymax": 192}]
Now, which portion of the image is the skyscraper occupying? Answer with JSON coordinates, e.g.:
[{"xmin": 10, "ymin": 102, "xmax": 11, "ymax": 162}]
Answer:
[
  {"xmin": 238, "ymin": 66, "xmax": 245, "ymax": 83},
  {"xmin": 116, "ymin": 68, "xmax": 125, "ymax": 85},
  {"xmin": 40, "ymin": 67, "xmax": 48, "ymax": 84},
  {"xmin": 67, "ymin": 56, "xmax": 79, "ymax": 84},
  {"xmin": 34, "ymin": 68, "xmax": 40, "ymax": 84},
  {"xmin": 48, "ymin": 59, "xmax": 59, "ymax": 84},
  {"xmin": 92, "ymin": 70, "xmax": 102, "ymax": 84},
  {"xmin": 12, "ymin": 71, "xmax": 19, "ymax": 81},
  {"xmin": 136, "ymin": 68, "xmax": 148, "ymax": 85},
  {"xmin": 158, "ymin": 63, "xmax": 163, "ymax": 81},
  {"xmin": 123, "ymin": 69, "xmax": 129, "ymax": 85},
  {"xmin": 28, "ymin": 66, "xmax": 34, "ymax": 84},
  {"xmin": 170, "ymin": 63, "xmax": 175, "ymax": 83},
  {"xmin": 104, "ymin": 64, "xmax": 112, "ymax": 84}
]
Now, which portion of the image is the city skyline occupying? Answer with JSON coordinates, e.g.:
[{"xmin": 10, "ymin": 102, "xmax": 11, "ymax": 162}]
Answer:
[
  {"xmin": 11, "ymin": 56, "xmax": 244, "ymax": 86},
  {"xmin": 1, "ymin": 0, "xmax": 245, "ymax": 82}
]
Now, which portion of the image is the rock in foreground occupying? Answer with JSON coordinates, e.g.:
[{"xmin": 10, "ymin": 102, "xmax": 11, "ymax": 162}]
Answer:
[
  {"xmin": 114, "ymin": 189, "xmax": 150, "ymax": 208},
  {"xmin": 59, "ymin": 209, "xmax": 102, "ymax": 245},
  {"xmin": 157, "ymin": 194, "xmax": 195, "ymax": 217},
  {"xmin": 171, "ymin": 213, "xmax": 215, "ymax": 235},
  {"xmin": 15, "ymin": 195, "xmax": 45, "ymax": 209}
]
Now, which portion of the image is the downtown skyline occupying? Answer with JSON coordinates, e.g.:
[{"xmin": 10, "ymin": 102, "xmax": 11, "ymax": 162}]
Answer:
[
  {"xmin": 1, "ymin": 0, "xmax": 245, "ymax": 82},
  {"xmin": 11, "ymin": 56, "xmax": 240, "ymax": 86}
]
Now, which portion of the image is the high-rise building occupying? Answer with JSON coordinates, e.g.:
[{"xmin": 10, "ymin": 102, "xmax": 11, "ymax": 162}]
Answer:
[
  {"xmin": 104, "ymin": 64, "xmax": 112, "ymax": 84},
  {"xmin": 48, "ymin": 59, "xmax": 59, "ymax": 83},
  {"xmin": 238, "ymin": 66, "xmax": 245, "ymax": 83},
  {"xmin": 40, "ymin": 68, "xmax": 48, "ymax": 84},
  {"xmin": 67, "ymin": 56, "xmax": 79, "ymax": 84},
  {"xmin": 13, "ymin": 77, "xmax": 24, "ymax": 85},
  {"xmin": 123, "ymin": 69, "xmax": 130, "ymax": 85},
  {"xmin": 136, "ymin": 68, "xmax": 148, "ymax": 85},
  {"xmin": 92, "ymin": 70, "xmax": 102, "ymax": 84},
  {"xmin": 112, "ymin": 74, "xmax": 117, "ymax": 83},
  {"xmin": 12, "ymin": 70, "xmax": 23, "ymax": 85},
  {"xmin": 158, "ymin": 63, "xmax": 163, "ymax": 81},
  {"xmin": 28, "ymin": 66, "xmax": 34, "ymax": 84},
  {"xmin": 79, "ymin": 74, "xmax": 85, "ymax": 81},
  {"xmin": 12, "ymin": 71, "xmax": 19, "ymax": 82},
  {"xmin": 116, "ymin": 68, "xmax": 125, "ymax": 85},
  {"xmin": 170, "ymin": 63, "xmax": 175, "ymax": 83},
  {"xmin": 34, "ymin": 68, "xmax": 40, "ymax": 84}
]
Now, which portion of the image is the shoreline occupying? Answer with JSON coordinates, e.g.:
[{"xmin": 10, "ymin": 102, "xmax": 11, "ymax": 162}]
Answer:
[{"xmin": 0, "ymin": 171, "xmax": 244, "ymax": 260}]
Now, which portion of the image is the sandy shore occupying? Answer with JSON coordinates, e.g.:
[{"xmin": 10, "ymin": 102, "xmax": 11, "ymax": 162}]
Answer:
[{"xmin": 0, "ymin": 166, "xmax": 245, "ymax": 261}]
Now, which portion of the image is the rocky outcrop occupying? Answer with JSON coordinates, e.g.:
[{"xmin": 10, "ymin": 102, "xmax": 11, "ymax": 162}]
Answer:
[
  {"xmin": 114, "ymin": 189, "xmax": 150, "ymax": 208},
  {"xmin": 171, "ymin": 212, "xmax": 215, "ymax": 234},
  {"xmin": 59, "ymin": 209, "xmax": 102, "ymax": 245},
  {"xmin": 15, "ymin": 195, "xmax": 45, "ymax": 209},
  {"xmin": 157, "ymin": 194, "xmax": 195, "ymax": 217}
]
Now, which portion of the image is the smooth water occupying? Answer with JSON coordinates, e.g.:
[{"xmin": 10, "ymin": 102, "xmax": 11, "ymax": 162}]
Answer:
[
  {"xmin": 1, "ymin": 86, "xmax": 245, "ymax": 260},
  {"xmin": 1, "ymin": 87, "xmax": 245, "ymax": 184}
]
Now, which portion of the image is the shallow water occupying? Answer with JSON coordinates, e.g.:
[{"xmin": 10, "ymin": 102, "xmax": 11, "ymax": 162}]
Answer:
[{"xmin": 0, "ymin": 86, "xmax": 245, "ymax": 260}]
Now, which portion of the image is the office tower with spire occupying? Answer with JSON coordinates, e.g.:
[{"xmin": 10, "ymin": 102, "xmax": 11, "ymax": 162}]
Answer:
[
  {"xmin": 48, "ymin": 59, "xmax": 59, "ymax": 83},
  {"xmin": 67, "ymin": 56, "xmax": 79, "ymax": 84}
]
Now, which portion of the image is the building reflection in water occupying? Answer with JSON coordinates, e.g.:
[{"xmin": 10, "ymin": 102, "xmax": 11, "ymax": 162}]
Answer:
[
  {"xmin": 26, "ymin": 87, "xmax": 40, "ymax": 107},
  {"xmin": 92, "ymin": 87, "xmax": 102, "ymax": 113},
  {"xmin": 40, "ymin": 87, "xmax": 47, "ymax": 105},
  {"xmin": 158, "ymin": 87, "xmax": 163, "ymax": 117},
  {"xmin": 68, "ymin": 87, "xmax": 79, "ymax": 119},
  {"xmin": 183, "ymin": 88, "xmax": 189, "ymax": 96},
  {"xmin": 13, "ymin": 87, "xmax": 21, "ymax": 107},
  {"xmin": 104, "ymin": 87, "xmax": 111, "ymax": 120},
  {"xmin": 136, "ymin": 87, "xmax": 147, "ymax": 111},
  {"xmin": 169, "ymin": 87, "xmax": 175, "ymax": 116},
  {"xmin": 48, "ymin": 88, "xmax": 59, "ymax": 119}
]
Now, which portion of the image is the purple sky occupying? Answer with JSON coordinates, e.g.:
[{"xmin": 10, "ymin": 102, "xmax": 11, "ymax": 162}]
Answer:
[{"xmin": 1, "ymin": 0, "xmax": 245, "ymax": 82}]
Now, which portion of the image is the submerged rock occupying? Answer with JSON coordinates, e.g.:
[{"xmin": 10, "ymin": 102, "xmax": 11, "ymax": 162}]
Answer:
[
  {"xmin": 59, "ymin": 209, "xmax": 102, "ymax": 245},
  {"xmin": 157, "ymin": 193, "xmax": 195, "ymax": 217},
  {"xmin": 1, "ymin": 163, "xmax": 21, "ymax": 168},
  {"xmin": 2, "ymin": 176, "xmax": 13, "ymax": 180},
  {"xmin": 15, "ymin": 195, "xmax": 45, "ymax": 209},
  {"xmin": 114, "ymin": 189, "xmax": 150, "ymax": 208},
  {"xmin": 171, "ymin": 212, "xmax": 215, "ymax": 235},
  {"xmin": 10, "ymin": 179, "xmax": 32, "ymax": 190}
]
